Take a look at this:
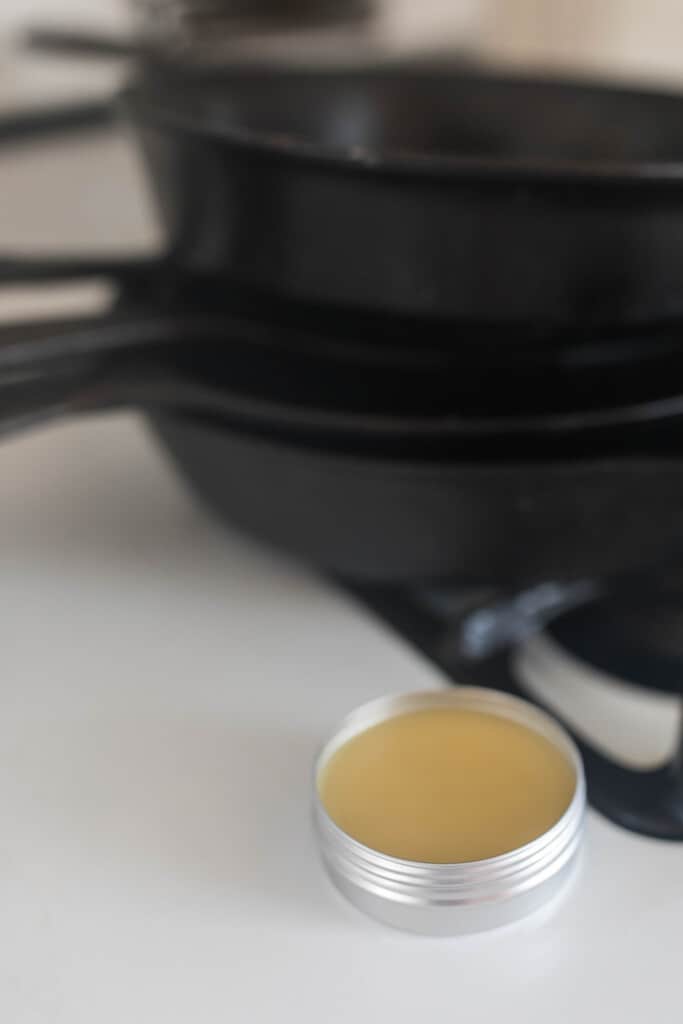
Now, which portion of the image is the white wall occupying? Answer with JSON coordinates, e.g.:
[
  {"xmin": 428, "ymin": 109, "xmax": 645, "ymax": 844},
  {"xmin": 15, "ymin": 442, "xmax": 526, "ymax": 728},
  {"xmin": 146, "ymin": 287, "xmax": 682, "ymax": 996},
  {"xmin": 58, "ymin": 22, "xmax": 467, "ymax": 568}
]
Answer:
[
  {"xmin": 477, "ymin": 0, "xmax": 683, "ymax": 84},
  {"xmin": 0, "ymin": 0, "xmax": 129, "ymax": 33},
  {"xmin": 1, "ymin": 1, "xmax": 682, "ymax": 85},
  {"xmin": 0, "ymin": 1, "xmax": 130, "ymax": 109},
  {"xmin": 0, "ymin": 0, "xmax": 476, "ymax": 41}
]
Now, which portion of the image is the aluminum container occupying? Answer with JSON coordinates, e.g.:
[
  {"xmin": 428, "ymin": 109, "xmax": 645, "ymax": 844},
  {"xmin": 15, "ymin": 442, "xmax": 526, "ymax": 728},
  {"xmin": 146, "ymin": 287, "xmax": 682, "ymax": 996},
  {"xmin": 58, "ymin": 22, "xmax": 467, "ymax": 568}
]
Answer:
[{"xmin": 313, "ymin": 688, "xmax": 586, "ymax": 936}]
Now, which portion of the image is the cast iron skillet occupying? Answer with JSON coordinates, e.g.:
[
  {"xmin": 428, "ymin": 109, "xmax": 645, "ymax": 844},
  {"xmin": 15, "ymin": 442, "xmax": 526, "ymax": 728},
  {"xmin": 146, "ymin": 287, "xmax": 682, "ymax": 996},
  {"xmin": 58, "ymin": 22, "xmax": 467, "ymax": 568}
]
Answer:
[
  {"xmin": 130, "ymin": 62, "xmax": 683, "ymax": 330},
  {"xmin": 5, "ymin": 287, "xmax": 683, "ymax": 583},
  {"xmin": 9, "ymin": 296, "xmax": 683, "ymax": 452},
  {"xmin": 5, "ymin": 92, "xmax": 683, "ymax": 584}
]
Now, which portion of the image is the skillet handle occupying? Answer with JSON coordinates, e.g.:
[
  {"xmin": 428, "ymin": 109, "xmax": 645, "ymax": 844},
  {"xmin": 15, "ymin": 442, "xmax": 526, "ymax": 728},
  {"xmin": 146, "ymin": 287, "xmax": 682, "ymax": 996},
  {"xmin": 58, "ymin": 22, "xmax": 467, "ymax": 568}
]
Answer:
[
  {"xmin": 0, "ymin": 308, "xmax": 272, "ymax": 438},
  {"xmin": 0, "ymin": 97, "xmax": 116, "ymax": 146},
  {"xmin": 0, "ymin": 312, "xmax": 221, "ymax": 436},
  {"xmin": 0, "ymin": 254, "xmax": 164, "ymax": 289},
  {"xmin": 0, "ymin": 97, "xmax": 185, "ymax": 434},
  {"xmin": 0, "ymin": 315, "xmax": 154, "ymax": 436}
]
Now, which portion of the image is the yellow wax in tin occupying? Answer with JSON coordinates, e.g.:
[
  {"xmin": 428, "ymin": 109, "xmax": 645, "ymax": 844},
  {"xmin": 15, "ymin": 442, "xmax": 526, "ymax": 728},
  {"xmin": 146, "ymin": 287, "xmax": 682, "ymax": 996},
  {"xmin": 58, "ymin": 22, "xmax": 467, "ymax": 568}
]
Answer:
[{"xmin": 319, "ymin": 707, "xmax": 576, "ymax": 864}]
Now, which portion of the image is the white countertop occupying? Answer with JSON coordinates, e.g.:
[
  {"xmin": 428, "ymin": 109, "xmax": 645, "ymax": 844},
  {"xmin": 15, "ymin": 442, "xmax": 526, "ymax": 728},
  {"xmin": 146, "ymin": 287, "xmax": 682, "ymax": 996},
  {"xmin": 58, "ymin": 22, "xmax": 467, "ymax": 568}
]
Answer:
[{"xmin": 0, "ymin": 26, "xmax": 681, "ymax": 1024}]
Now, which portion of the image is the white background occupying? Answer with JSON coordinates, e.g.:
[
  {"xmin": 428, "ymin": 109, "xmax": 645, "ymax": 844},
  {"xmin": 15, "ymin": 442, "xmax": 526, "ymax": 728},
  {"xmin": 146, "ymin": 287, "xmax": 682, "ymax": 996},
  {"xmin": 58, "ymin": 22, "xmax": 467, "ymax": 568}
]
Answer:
[{"xmin": 0, "ymin": 0, "xmax": 129, "ymax": 31}]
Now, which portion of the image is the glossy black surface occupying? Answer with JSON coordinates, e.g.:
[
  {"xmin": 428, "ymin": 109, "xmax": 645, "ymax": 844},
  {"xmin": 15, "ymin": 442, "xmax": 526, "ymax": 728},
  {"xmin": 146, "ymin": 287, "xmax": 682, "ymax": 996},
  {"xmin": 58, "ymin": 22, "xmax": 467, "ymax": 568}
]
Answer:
[{"xmin": 131, "ymin": 65, "xmax": 683, "ymax": 328}]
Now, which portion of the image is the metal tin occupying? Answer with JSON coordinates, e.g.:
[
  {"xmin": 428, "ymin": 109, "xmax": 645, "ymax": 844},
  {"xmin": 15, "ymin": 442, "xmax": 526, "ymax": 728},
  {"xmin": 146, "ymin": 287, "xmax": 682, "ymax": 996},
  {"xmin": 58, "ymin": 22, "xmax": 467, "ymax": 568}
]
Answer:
[{"xmin": 313, "ymin": 688, "xmax": 586, "ymax": 936}]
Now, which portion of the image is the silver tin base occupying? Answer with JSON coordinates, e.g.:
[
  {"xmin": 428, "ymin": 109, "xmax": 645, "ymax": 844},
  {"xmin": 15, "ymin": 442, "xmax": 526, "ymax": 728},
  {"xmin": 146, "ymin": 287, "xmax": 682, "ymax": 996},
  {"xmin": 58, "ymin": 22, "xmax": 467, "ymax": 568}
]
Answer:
[
  {"xmin": 313, "ymin": 689, "xmax": 586, "ymax": 936},
  {"xmin": 321, "ymin": 843, "xmax": 581, "ymax": 936}
]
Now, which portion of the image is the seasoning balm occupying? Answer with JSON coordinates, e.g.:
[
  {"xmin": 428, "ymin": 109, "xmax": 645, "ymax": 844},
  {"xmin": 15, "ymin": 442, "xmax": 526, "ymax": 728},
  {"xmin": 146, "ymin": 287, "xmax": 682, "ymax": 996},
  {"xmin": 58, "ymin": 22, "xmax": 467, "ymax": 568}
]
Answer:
[{"xmin": 313, "ymin": 689, "xmax": 585, "ymax": 935}]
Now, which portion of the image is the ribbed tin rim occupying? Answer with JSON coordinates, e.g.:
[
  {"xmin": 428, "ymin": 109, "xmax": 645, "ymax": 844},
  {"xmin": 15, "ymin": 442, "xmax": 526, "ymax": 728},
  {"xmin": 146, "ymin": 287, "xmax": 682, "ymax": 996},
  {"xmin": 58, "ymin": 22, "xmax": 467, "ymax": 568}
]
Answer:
[{"xmin": 313, "ymin": 689, "xmax": 585, "ymax": 915}]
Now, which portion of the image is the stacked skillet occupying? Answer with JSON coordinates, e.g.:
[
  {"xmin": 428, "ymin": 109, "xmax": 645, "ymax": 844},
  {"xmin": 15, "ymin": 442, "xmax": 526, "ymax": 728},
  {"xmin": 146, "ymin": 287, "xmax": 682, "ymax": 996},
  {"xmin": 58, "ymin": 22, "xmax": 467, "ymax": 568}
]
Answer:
[{"xmin": 7, "ymin": 60, "xmax": 683, "ymax": 582}]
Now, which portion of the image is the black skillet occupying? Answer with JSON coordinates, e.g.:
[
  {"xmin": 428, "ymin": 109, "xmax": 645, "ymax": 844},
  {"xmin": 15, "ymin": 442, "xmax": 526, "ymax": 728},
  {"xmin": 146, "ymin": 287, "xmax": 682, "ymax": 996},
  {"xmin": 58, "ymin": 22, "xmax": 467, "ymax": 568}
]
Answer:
[
  {"xmin": 5, "ymin": 290, "xmax": 683, "ymax": 584},
  {"xmin": 130, "ymin": 61, "xmax": 683, "ymax": 331},
  {"xmin": 8, "ymin": 282, "xmax": 683, "ymax": 453},
  {"xmin": 6, "ymin": 79, "xmax": 683, "ymax": 583}
]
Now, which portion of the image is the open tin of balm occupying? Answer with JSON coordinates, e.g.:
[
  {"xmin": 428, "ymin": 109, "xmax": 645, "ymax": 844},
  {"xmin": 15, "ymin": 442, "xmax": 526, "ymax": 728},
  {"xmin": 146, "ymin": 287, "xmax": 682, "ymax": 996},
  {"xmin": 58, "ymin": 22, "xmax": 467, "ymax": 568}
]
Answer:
[{"xmin": 313, "ymin": 689, "xmax": 585, "ymax": 935}]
